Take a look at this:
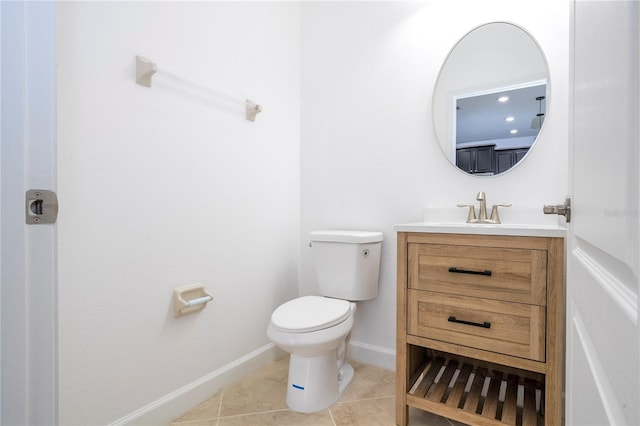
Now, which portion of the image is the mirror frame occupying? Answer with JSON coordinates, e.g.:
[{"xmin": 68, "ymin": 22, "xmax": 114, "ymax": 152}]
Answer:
[{"xmin": 432, "ymin": 21, "xmax": 550, "ymax": 177}]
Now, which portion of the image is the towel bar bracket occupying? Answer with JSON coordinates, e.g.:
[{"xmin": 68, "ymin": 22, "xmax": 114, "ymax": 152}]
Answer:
[{"xmin": 135, "ymin": 55, "xmax": 157, "ymax": 88}]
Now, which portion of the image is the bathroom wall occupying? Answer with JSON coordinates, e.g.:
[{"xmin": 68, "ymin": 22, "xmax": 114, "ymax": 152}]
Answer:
[
  {"xmin": 56, "ymin": 2, "xmax": 300, "ymax": 424},
  {"xmin": 300, "ymin": 0, "xmax": 570, "ymax": 367},
  {"xmin": 56, "ymin": 1, "xmax": 569, "ymax": 423}
]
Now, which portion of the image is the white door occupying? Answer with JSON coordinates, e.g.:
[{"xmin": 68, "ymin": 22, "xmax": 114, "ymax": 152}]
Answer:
[
  {"xmin": 0, "ymin": 2, "xmax": 57, "ymax": 424},
  {"xmin": 568, "ymin": 1, "xmax": 639, "ymax": 425}
]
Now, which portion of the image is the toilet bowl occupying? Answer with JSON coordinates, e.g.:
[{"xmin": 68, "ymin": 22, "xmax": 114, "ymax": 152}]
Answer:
[
  {"xmin": 267, "ymin": 230, "xmax": 383, "ymax": 413},
  {"xmin": 267, "ymin": 295, "xmax": 357, "ymax": 413}
]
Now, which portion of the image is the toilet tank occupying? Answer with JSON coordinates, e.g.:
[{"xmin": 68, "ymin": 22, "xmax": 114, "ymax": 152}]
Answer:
[{"xmin": 310, "ymin": 230, "xmax": 383, "ymax": 301}]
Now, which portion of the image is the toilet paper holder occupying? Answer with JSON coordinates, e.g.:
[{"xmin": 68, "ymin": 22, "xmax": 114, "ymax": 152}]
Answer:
[{"xmin": 173, "ymin": 283, "xmax": 213, "ymax": 317}]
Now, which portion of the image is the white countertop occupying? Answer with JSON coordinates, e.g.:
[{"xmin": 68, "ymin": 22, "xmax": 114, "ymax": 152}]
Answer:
[{"xmin": 394, "ymin": 222, "xmax": 567, "ymax": 238}]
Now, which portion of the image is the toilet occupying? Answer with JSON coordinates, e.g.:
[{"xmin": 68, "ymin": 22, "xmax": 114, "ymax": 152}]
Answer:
[{"xmin": 267, "ymin": 230, "xmax": 383, "ymax": 413}]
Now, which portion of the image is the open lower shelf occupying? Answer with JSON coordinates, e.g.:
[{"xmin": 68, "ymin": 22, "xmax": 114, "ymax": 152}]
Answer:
[{"xmin": 407, "ymin": 352, "xmax": 544, "ymax": 426}]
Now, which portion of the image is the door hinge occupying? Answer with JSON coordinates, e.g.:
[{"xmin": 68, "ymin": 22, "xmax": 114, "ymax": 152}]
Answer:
[
  {"xmin": 26, "ymin": 189, "xmax": 58, "ymax": 224},
  {"xmin": 543, "ymin": 196, "xmax": 571, "ymax": 223}
]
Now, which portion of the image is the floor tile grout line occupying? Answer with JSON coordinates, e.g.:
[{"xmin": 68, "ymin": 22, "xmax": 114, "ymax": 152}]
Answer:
[
  {"xmin": 335, "ymin": 394, "xmax": 395, "ymax": 405},
  {"xmin": 328, "ymin": 408, "xmax": 337, "ymax": 426},
  {"xmin": 215, "ymin": 391, "xmax": 224, "ymax": 426},
  {"xmin": 211, "ymin": 395, "xmax": 395, "ymax": 420},
  {"xmin": 216, "ymin": 407, "xmax": 294, "ymax": 419},
  {"xmin": 171, "ymin": 395, "xmax": 397, "ymax": 424},
  {"xmin": 171, "ymin": 417, "xmax": 216, "ymax": 425}
]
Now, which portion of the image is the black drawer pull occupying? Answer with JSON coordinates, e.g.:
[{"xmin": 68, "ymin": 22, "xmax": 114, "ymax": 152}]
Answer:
[
  {"xmin": 448, "ymin": 267, "xmax": 492, "ymax": 276},
  {"xmin": 448, "ymin": 316, "xmax": 491, "ymax": 329}
]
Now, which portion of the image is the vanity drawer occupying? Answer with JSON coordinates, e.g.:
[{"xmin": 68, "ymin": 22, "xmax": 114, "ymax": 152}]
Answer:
[
  {"xmin": 407, "ymin": 289, "xmax": 546, "ymax": 362},
  {"xmin": 408, "ymin": 243, "xmax": 547, "ymax": 306}
]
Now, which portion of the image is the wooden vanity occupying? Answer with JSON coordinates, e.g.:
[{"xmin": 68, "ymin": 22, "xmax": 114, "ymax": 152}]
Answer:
[{"xmin": 396, "ymin": 228, "xmax": 565, "ymax": 426}]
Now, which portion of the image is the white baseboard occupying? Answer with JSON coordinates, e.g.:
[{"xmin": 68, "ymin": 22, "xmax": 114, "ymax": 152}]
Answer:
[
  {"xmin": 110, "ymin": 343, "xmax": 286, "ymax": 426},
  {"xmin": 348, "ymin": 340, "xmax": 396, "ymax": 372}
]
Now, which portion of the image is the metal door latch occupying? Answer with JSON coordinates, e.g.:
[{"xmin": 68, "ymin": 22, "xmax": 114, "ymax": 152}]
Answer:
[
  {"xmin": 543, "ymin": 196, "xmax": 571, "ymax": 223},
  {"xmin": 26, "ymin": 189, "xmax": 58, "ymax": 224}
]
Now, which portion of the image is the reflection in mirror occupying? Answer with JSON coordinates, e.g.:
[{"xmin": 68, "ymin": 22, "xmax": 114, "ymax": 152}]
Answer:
[{"xmin": 433, "ymin": 22, "xmax": 549, "ymax": 176}]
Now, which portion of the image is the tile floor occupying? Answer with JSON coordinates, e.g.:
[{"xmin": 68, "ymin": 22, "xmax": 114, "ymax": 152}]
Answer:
[{"xmin": 170, "ymin": 358, "xmax": 464, "ymax": 426}]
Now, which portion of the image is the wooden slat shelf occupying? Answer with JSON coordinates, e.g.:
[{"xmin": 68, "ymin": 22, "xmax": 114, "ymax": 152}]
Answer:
[{"xmin": 407, "ymin": 354, "xmax": 544, "ymax": 426}]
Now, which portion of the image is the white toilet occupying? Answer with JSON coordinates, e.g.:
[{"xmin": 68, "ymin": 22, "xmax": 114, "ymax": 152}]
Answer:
[{"xmin": 267, "ymin": 230, "xmax": 383, "ymax": 413}]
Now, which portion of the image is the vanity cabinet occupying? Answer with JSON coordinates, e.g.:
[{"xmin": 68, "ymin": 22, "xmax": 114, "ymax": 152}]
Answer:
[{"xmin": 396, "ymin": 232, "xmax": 564, "ymax": 426}]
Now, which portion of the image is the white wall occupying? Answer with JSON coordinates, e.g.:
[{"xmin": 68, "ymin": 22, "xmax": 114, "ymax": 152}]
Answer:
[
  {"xmin": 300, "ymin": 0, "xmax": 569, "ymax": 362},
  {"xmin": 56, "ymin": 2, "xmax": 300, "ymax": 424}
]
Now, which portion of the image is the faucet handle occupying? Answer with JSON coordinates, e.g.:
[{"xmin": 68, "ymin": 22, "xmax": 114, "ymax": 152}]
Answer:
[
  {"xmin": 489, "ymin": 203, "xmax": 512, "ymax": 224},
  {"xmin": 457, "ymin": 203, "xmax": 477, "ymax": 223}
]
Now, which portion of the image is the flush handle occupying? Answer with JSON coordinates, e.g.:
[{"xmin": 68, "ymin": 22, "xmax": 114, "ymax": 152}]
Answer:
[{"xmin": 26, "ymin": 189, "xmax": 58, "ymax": 224}]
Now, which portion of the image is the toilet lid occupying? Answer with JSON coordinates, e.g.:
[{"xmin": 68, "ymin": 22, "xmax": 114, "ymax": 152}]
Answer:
[{"xmin": 271, "ymin": 296, "xmax": 352, "ymax": 333}]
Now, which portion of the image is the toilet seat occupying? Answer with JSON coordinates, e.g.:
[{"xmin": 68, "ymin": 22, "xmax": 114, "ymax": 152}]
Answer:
[{"xmin": 271, "ymin": 295, "xmax": 352, "ymax": 333}]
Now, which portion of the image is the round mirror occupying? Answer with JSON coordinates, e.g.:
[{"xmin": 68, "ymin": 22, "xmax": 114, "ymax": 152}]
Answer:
[{"xmin": 433, "ymin": 22, "xmax": 549, "ymax": 176}]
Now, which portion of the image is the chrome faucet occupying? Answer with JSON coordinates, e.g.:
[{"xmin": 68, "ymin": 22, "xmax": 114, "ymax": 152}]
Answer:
[{"xmin": 457, "ymin": 192, "xmax": 511, "ymax": 224}]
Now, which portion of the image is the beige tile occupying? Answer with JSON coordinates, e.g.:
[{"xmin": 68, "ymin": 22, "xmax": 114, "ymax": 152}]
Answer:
[
  {"xmin": 339, "ymin": 361, "xmax": 395, "ymax": 402},
  {"xmin": 218, "ymin": 409, "xmax": 334, "ymax": 426},
  {"xmin": 407, "ymin": 406, "xmax": 461, "ymax": 426},
  {"xmin": 172, "ymin": 359, "xmax": 461, "ymax": 426},
  {"xmin": 331, "ymin": 396, "xmax": 396, "ymax": 425},
  {"xmin": 331, "ymin": 397, "xmax": 458, "ymax": 426},
  {"xmin": 169, "ymin": 420, "xmax": 217, "ymax": 426},
  {"xmin": 219, "ymin": 358, "xmax": 290, "ymax": 416},
  {"xmin": 170, "ymin": 392, "xmax": 222, "ymax": 423}
]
